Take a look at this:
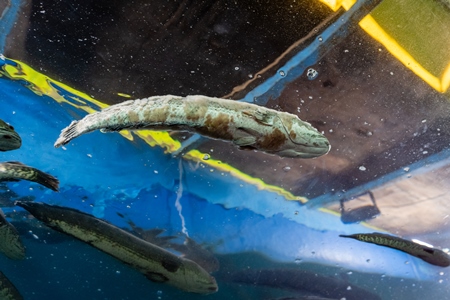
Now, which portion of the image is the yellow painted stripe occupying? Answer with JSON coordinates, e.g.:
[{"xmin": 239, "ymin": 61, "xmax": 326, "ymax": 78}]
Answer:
[
  {"xmin": 183, "ymin": 150, "xmax": 309, "ymax": 203},
  {"xmin": 319, "ymin": 0, "xmax": 450, "ymax": 93}
]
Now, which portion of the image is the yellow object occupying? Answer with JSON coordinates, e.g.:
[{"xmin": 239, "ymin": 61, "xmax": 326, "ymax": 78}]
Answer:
[{"xmin": 320, "ymin": 0, "xmax": 450, "ymax": 93}]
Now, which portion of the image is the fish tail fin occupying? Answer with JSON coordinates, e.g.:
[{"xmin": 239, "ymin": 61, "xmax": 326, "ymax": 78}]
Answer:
[
  {"xmin": 54, "ymin": 120, "xmax": 81, "ymax": 148},
  {"xmin": 35, "ymin": 170, "xmax": 60, "ymax": 191}
]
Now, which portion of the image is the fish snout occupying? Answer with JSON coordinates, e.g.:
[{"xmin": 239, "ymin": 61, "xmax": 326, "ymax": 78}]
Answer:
[{"xmin": 0, "ymin": 131, "xmax": 22, "ymax": 151}]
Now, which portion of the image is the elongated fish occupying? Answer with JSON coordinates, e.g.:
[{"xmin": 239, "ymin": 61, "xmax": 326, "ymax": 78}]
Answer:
[
  {"xmin": 0, "ymin": 120, "xmax": 21, "ymax": 152},
  {"xmin": 0, "ymin": 271, "xmax": 23, "ymax": 300},
  {"xmin": 339, "ymin": 232, "xmax": 450, "ymax": 267},
  {"xmin": 15, "ymin": 202, "xmax": 218, "ymax": 294},
  {"xmin": 54, "ymin": 95, "xmax": 330, "ymax": 158},
  {"xmin": 0, "ymin": 209, "xmax": 25, "ymax": 260},
  {"xmin": 229, "ymin": 268, "xmax": 380, "ymax": 300},
  {"xmin": 0, "ymin": 162, "xmax": 59, "ymax": 191}
]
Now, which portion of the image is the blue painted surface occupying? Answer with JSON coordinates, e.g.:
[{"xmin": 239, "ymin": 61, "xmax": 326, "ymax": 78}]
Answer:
[
  {"xmin": 0, "ymin": 74, "xmax": 443, "ymax": 288},
  {"xmin": 0, "ymin": 0, "xmax": 22, "ymax": 53}
]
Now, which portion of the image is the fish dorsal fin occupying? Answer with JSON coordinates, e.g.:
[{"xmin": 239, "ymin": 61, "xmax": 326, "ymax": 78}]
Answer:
[
  {"xmin": 5, "ymin": 161, "xmax": 26, "ymax": 166},
  {"xmin": 242, "ymin": 108, "xmax": 275, "ymax": 126}
]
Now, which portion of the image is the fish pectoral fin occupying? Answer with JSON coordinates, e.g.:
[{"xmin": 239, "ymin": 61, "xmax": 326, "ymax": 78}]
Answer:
[
  {"xmin": 146, "ymin": 272, "xmax": 169, "ymax": 283},
  {"xmin": 242, "ymin": 108, "xmax": 274, "ymax": 126},
  {"xmin": 233, "ymin": 128, "xmax": 258, "ymax": 147}
]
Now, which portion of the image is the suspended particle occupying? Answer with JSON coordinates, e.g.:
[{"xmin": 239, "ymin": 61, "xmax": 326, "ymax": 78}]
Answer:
[
  {"xmin": 306, "ymin": 68, "xmax": 318, "ymax": 80},
  {"xmin": 279, "ymin": 70, "xmax": 286, "ymax": 77}
]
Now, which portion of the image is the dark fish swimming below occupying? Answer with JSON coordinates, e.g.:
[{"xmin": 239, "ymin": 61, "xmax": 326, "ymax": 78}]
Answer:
[
  {"xmin": 228, "ymin": 268, "xmax": 381, "ymax": 300},
  {"xmin": 339, "ymin": 232, "xmax": 450, "ymax": 267},
  {"xmin": 0, "ymin": 209, "xmax": 25, "ymax": 260},
  {"xmin": 54, "ymin": 95, "xmax": 330, "ymax": 158},
  {"xmin": 124, "ymin": 219, "xmax": 219, "ymax": 273},
  {"xmin": 0, "ymin": 162, "xmax": 59, "ymax": 192},
  {"xmin": 0, "ymin": 120, "xmax": 21, "ymax": 152},
  {"xmin": 15, "ymin": 201, "xmax": 218, "ymax": 294},
  {"xmin": 0, "ymin": 270, "xmax": 23, "ymax": 300}
]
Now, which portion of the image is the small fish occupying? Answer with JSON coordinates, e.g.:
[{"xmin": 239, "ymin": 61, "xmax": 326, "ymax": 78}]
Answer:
[
  {"xmin": 0, "ymin": 162, "xmax": 59, "ymax": 191},
  {"xmin": 339, "ymin": 232, "xmax": 450, "ymax": 267},
  {"xmin": 124, "ymin": 218, "xmax": 219, "ymax": 273},
  {"xmin": 16, "ymin": 201, "xmax": 218, "ymax": 294},
  {"xmin": 0, "ymin": 120, "xmax": 21, "ymax": 152},
  {"xmin": 0, "ymin": 270, "xmax": 23, "ymax": 300},
  {"xmin": 0, "ymin": 209, "xmax": 25, "ymax": 260},
  {"xmin": 54, "ymin": 95, "xmax": 330, "ymax": 158},
  {"xmin": 168, "ymin": 237, "xmax": 220, "ymax": 273}
]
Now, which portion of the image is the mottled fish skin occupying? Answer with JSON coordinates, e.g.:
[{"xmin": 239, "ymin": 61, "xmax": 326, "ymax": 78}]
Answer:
[
  {"xmin": 0, "ymin": 209, "xmax": 25, "ymax": 260},
  {"xmin": 54, "ymin": 95, "xmax": 330, "ymax": 158},
  {"xmin": 340, "ymin": 232, "xmax": 450, "ymax": 267},
  {"xmin": 0, "ymin": 162, "xmax": 59, "ymax": 191},
  {"xmin": 0, "ymin": 271, "xmax": 23, "ymax": 300},
  {"xmin": 0, "ymin": 120, "xmax": 21, "ymax": 152},
  {"xmin": 16, "ymin": 201, "xmax": 218, "ymax": 294}
]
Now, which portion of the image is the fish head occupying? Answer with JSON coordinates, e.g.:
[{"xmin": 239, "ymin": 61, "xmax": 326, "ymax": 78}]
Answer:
[
  {"xmin": 0, "ymin": 119, "xmax": 21, "ymax": 151},
  {"xmin": 276, "ymin": 114, "xmax": 330, "ymax": 158},
  {"xmin": 179, "ymin": 258, "xmax": 218, "ymax": 294}
]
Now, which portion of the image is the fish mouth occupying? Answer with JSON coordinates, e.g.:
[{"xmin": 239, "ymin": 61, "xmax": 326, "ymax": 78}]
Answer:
[{"xmin": 0, "ymin": 133, "xmax": 22, "ymax": 151}]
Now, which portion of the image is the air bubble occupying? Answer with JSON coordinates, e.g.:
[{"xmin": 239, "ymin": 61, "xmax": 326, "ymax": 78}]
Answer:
[
  {"xmin": 203, "ymin": 154, "xmax": 210, "ymax": 160},
  {"xmin": 306, "ymin": 68, "xmax": 318, "ymax": 80},
  {"xmin": 359, "ymin": 166, "xmax": 366, "ymax": 171},
  {"xmin": 279, "ymin": 70, "xmax": 286, "ymax": 77}
]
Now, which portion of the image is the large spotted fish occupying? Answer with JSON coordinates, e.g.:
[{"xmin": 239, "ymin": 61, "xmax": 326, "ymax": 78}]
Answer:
[
  {"xmin": 0, "ymin": 120, "xmax": 21, "ymax": 152},
  {"xmin": 0, "ymin": 162, "xmax": 59, "ymax": 191},
  {"xmin": 54, "ymin": 95, "xmax": 330, "ymax": 158},
  {"xmin": 0, "ymin": 209, "xmax": 25, "ymax": 260},
  {"xmin": 16, "ymin": 201, "xmax": 218, "ymax": 294},
  {"xmin": 340, "ymin": 232, "xmax": 450, "ymax": 267},
  {"xmin": 0, "ymin": 270, "xmax": 23, "ymax": 300}
]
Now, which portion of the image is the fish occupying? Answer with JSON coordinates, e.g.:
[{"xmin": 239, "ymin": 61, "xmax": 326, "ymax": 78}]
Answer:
[
  {"xmin": 0, "ymin": 208, "xmax": 25, "ymax": 260},
  {"xmin": 339, "ymin": 232, "xmax": 450, "ymax": 267},
  {"xmin": 54, "ymin": 95, "xmax": 330, "ymax": 158},
  {"xmin": 0, "ymin": 270, "xmax": 23, "ymax": 300},
  {"xmin": 124, "ymin": 218, "xmax": 219, "ymax": 273},
  {"xmin": 0, "ymin": 120, "xmax": 21, "ymax": 152},
  {"xmin": 15, "ymin": 201, "xmax": 218, "ymax": 294},
  {"xmin": 167, "ymin": 237, "xmax": 220, "ymax": 273},
  {"xmin": 0, "ymin": 162, "xmax": 59, "ymax": 191},
  {"xmin": 125, "ymin": 219, "xmax": 176, "ymax": 248},
  {"xmin": 228, "ymin": 268, "xmax": 380, "ymax": 300}
]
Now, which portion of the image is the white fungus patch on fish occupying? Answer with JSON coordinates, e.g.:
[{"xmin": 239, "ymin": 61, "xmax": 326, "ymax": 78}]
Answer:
[{"xmin": 54, "ymin": 95, "xmax": 330, "ymax": 158}]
